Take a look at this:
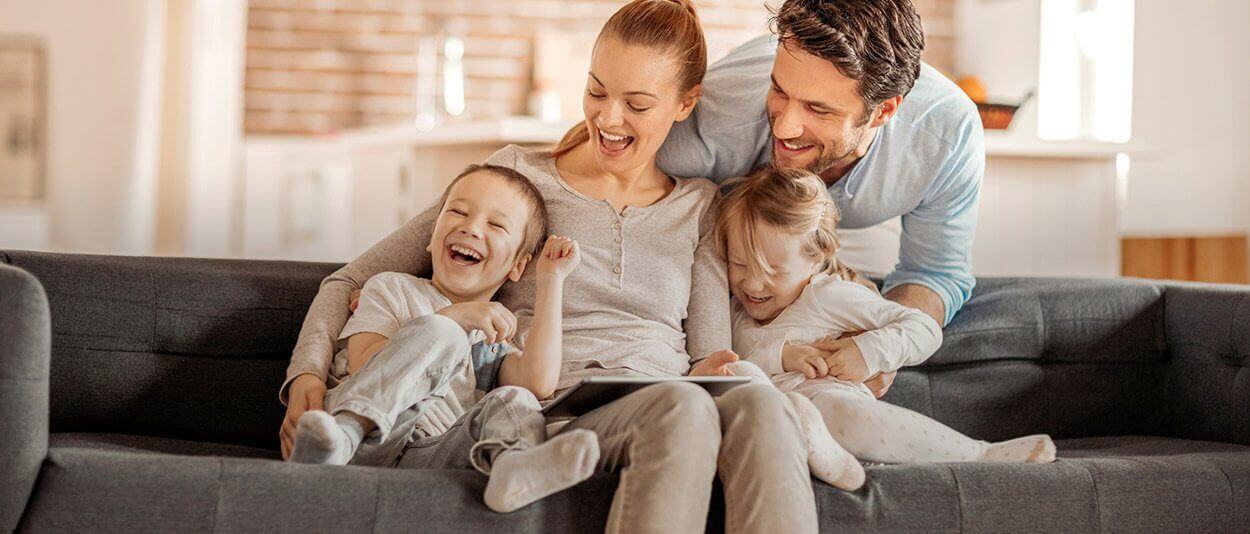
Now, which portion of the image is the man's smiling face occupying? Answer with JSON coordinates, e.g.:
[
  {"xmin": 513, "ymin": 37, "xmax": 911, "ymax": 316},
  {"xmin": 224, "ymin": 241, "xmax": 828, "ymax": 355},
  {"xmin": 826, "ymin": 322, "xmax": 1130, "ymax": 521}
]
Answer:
[{"xmin": 766, "ymin": 41, "xmax": 875, "ymax": 181}]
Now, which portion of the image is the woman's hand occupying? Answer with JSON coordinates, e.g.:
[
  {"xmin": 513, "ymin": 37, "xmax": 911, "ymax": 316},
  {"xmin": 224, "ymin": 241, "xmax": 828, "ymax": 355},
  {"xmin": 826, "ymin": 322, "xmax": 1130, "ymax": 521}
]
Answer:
[
  {"xmin": 436, "ymin": 301, "xmax": 518, "ymax": 344},
  {"xmin": 689, "ymin": 350, "xmax": 740, "ymax": 376},
  {"xmin": 280, "ymin": 373, "xmax": 327, "ymax": 460},
  {"xmin": 536, "ymin": 235, "xmax": 581, "ymax": 282},
  {"xmin": 349, "ymin": 289, "xmax": 362, "ymax": 312}
]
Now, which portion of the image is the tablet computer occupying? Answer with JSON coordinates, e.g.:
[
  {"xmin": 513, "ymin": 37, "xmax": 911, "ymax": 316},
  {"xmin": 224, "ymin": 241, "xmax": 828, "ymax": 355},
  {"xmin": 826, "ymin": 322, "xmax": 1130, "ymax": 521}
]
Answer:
[{"xmin": 541, "ymin": 376, "xmax": 752, "ymax": 418}]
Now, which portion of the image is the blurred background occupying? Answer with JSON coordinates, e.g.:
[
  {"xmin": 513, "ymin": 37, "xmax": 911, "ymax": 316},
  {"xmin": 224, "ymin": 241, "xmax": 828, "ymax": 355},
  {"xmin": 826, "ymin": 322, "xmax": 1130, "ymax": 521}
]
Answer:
[{"xmin": 0, "ymin": 0, "xmax": 1246, "ymax": 283}]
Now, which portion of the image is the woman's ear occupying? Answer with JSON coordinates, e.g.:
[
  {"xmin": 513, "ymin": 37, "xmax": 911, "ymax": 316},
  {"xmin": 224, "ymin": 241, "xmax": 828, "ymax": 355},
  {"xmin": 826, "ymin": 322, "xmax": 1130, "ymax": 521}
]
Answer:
[
  {"xmin": 675, "ymin": 84, "xmax": 702, "ymax": 122},
  {"xmin": 508, "ymin": 253, "xmax": 532, "ymax": 283}
]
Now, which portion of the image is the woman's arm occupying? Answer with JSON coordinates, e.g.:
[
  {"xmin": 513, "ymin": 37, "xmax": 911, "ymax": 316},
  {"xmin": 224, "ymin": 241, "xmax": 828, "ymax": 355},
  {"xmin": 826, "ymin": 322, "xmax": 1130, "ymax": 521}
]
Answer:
[
  {"xmin": 683, "ymin": 188, "xmax": 733, "ymax": 364},
  {"xmin": 497, "ymin": 237, "xmax": 578, "ymax": 400}
]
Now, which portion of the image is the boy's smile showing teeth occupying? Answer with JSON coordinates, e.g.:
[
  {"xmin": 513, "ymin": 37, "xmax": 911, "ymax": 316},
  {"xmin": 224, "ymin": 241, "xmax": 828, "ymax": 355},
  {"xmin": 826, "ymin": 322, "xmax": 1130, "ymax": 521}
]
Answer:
[{"xmin": 447, "ymin": 243, "xmax": 484, "ymax": 266}]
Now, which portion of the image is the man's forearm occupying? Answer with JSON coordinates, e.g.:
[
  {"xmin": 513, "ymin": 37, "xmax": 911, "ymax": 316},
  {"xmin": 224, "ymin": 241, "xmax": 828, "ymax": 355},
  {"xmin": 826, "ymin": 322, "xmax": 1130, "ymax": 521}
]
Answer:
[{"xmin": 883, "ymin": 283, "xmax": 946, "ymax": 327}]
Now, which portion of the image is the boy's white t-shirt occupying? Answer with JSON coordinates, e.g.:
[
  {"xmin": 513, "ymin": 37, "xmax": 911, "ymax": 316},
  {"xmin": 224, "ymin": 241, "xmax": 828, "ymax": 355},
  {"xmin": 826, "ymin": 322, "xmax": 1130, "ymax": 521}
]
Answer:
[
  {"xmin": 337, "ymin": 272, "xmax": 513, "ymax": 410},
  {"xmin": 732, "ymin": 272, "xmax": 943, "ymax": 396}
]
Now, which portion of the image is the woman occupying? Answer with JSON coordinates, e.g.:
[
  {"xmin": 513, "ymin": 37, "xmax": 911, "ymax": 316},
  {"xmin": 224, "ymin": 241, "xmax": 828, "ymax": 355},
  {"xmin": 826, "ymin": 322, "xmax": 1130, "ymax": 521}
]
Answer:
[{"xmin": 279, "ymin": 1, "xmax": 818, "ymax": 532}]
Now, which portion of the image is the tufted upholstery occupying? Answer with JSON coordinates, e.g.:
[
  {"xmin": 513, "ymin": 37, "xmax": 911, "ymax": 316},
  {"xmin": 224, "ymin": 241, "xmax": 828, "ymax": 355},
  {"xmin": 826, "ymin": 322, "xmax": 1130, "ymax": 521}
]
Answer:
[{"xmin": 3, "ymin": 250, "xmax": 1249, "ymax": 532}]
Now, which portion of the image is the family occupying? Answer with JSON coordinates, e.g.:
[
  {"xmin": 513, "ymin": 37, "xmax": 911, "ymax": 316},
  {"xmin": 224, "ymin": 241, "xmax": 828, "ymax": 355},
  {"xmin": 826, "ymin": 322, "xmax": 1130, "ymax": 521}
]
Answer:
[{"xmin": 278, "ymin": 0, "xmax": 1054, "ymax": 532}]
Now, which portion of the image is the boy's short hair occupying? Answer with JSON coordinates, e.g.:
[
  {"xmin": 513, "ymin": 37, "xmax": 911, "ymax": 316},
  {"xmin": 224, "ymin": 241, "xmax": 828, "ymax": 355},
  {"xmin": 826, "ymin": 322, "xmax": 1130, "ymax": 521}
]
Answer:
[{"xmin": 438, "ymin": 164, "xmax": 549, "ymax": 260}]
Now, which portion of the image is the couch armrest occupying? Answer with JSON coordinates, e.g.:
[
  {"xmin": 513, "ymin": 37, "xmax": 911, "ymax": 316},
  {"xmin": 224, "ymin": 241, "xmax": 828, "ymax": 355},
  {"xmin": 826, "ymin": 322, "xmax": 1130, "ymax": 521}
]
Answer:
[
  {"xmin": 1163, "ymin": 282, "xmax": 1250, "ymax": 446},
  {"xmin": 0, "ymin": 262, "xmax": 50, "ymax": 531}
]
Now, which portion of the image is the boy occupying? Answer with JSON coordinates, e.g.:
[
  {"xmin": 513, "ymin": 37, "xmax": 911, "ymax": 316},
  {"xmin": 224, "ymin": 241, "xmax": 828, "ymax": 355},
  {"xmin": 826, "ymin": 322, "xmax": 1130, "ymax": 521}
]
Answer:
[{"xmin": 290, "ymin": 164, "xmax": 598, "ymax": 513}]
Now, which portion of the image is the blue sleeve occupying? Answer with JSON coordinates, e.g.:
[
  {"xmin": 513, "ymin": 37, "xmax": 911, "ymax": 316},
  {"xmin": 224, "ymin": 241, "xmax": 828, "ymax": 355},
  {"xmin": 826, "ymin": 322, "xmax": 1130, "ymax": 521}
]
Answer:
[
  {"xmin": 881, "ymin": 112, "xmax": 984, "ymax": 325},
  {"xmin": 657, "ymin": 35, "xmax": 776, "ymax": 182}
]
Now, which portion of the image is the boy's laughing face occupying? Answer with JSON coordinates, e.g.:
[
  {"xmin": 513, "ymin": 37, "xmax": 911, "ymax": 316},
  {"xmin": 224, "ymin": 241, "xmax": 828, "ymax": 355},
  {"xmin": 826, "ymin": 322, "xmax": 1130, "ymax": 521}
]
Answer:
[{"xmin": 427, "ymin": 171, "xmax": 533, "ymax": 303}]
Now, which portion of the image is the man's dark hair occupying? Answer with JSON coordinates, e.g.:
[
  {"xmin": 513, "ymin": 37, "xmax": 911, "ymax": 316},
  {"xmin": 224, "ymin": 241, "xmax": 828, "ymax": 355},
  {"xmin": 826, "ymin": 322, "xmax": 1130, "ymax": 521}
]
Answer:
[{"xmin": 771, "ymin": 0, "xmax": 925, "ymax": 113}]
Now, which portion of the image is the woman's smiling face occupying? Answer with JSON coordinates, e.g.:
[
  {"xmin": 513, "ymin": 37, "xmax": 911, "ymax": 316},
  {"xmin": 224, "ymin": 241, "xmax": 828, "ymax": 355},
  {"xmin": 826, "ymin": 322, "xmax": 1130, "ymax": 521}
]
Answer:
[{"xmin": 582, "ymin": 36, "xmax": 699, "ymax": 173}]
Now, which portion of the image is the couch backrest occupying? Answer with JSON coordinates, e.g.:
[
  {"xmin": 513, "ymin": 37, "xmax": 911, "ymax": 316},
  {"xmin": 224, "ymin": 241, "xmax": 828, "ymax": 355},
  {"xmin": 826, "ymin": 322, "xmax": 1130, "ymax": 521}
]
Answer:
[
  {"xmin": 887, "ymin": 277, "xmax": 1169, "ymax": 442},
  {"xmin": 2, "ymin": 251, "xmax": 1196, "ymax": 450},
  {"xmin": 3, "ymin": 251, "xmax": 337, "ymax": 450}
]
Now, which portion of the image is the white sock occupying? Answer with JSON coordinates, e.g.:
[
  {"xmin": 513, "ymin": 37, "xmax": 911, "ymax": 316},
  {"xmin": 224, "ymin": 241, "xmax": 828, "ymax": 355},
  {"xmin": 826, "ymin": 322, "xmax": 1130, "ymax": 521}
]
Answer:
[
  {"xmin": 483, "ymin": 429, "xmax": 600, "ymax": 513},
  {"xmin": 981, "ymin": 434, "xmax": 1056, "ymax": 463},
  {"xmin": 289, "ymin": 411, "xmax": 364, "ymax": 465},
  {"xmin": 787, "ymin": 392, "xmax": 865, "ymax": 491}
]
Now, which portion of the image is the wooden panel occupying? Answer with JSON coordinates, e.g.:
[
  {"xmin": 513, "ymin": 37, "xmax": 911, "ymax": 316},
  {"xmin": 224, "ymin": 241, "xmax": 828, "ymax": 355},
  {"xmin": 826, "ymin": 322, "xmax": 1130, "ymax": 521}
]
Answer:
[{"xmin": 1122, "ymin": 235, "xmax": 1249, "ymax": 284}]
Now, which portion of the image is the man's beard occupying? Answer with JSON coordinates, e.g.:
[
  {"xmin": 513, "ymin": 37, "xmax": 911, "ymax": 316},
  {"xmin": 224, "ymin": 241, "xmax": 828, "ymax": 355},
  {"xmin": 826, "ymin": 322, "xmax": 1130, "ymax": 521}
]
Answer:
[{"xmin": 768, "ymin": 116, "xmax": 873, "ymax": 181}]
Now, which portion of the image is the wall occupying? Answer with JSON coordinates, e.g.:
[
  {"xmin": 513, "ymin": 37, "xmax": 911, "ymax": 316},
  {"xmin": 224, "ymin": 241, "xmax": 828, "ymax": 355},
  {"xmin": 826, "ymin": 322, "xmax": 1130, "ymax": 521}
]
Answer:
[
  {"xmin": 0, "ymin": 0, "xmax": 165, "ymax": 254},
  {"xmin": 1120, "ymin": 0, "xmax": 1250, "ymax": 237},
  {"xmin": 243, "ymin": 0, "xmax": 959, "ymax": 135}
]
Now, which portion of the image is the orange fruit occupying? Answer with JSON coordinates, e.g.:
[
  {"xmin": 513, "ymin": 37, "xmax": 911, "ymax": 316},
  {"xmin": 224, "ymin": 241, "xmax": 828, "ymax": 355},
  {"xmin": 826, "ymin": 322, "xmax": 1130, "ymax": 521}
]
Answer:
[{"xmin": 957, "ymin": 76, "xmax": 988, "ymax": 104}]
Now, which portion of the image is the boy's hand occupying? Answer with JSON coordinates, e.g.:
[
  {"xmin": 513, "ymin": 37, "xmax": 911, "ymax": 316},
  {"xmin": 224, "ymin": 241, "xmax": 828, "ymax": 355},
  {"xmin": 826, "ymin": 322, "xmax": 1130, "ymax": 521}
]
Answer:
[
  {"xmin": 689, "ymin": 350, "xmax": 739, "ymax": 376},
  {"xmin": 812, "ymin": 337, "xmax": 870, "ymax": 383},
  {"xmin": 535, "ymin": 235, "xmax": 580, "ymax": 282},
  {"xmin": 781, "ymin": 343, "xmax": 831, "ymax": 379},
  {"xmin": 436, "ymin": 301, "xmax": 517, "ymax": 344}
]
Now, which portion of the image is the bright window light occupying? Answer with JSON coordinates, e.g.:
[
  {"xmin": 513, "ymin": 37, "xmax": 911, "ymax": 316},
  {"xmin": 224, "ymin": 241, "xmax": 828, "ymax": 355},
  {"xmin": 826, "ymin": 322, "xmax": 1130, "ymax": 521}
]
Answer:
[{"xmin": 1039, "ymin": 0, "xmax": 1135, "ymax": 142}]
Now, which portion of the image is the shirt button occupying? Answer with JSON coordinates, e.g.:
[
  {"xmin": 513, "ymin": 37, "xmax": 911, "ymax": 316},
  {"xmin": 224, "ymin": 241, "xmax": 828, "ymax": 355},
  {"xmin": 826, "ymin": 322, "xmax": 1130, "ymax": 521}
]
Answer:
[
  {"xmin": 613, "ymin": 266, "xmax": 622, "ymax": 274},
  {"xmin": 613, "ymin": 221, "xmax": 621, "ymax": 229},
  {"xmin": 614, "ymin": 236, "xmax": 622, "ymax": 243}
]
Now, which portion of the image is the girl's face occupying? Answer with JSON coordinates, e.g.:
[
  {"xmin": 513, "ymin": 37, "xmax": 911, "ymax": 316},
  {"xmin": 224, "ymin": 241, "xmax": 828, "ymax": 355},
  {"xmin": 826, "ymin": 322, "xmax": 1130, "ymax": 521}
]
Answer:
[
  {"xmin": 727, "ymin": 220, "xmax": 823, "ymax": 324},
  {"xmin": 582, "ymin": 36, "xmax": 699, "ymax": 175}
]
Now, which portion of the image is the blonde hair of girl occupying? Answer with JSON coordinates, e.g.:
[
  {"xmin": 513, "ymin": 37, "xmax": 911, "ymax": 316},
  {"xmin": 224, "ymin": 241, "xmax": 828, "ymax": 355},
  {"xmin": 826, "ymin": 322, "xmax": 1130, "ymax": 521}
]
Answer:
[{"xmin": 716, "ymin": 165, "xmax": 855, "ymax": 280}]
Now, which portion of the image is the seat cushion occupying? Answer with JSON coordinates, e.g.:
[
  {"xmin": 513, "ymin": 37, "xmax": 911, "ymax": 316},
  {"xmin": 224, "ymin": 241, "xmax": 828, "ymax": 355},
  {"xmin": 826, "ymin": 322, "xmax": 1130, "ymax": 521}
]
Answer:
[
  {"xmin": 814, "ymin": 436, "xmax": 1250, "ymax": 533},
  {"xmin": 22, "ymin": 434, "xmax": 1250, "ymax": 533},
  {"xmin": 49, "ymin": 433, "xmax": 280, "ymax": 460}
]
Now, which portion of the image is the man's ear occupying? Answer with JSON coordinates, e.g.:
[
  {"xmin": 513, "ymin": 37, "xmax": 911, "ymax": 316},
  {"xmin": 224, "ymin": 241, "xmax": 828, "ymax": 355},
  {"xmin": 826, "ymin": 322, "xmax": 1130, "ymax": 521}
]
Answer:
[
  {"xmin": 869, "ymin": 94, "xmax": 903, "ymax": 128},
  {"xmin": 675, "ymin": 84, "xmax": 702, "ymax": 122},
  {"xmin": 508, "ymin": 253, "xmax": 532, "ymax": 283}
]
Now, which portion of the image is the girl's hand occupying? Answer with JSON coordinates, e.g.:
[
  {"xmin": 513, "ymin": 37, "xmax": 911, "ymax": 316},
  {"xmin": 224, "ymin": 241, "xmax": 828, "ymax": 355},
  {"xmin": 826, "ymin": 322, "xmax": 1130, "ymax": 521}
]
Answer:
[
  {"xmin": 536, "ymin": 235, "xmax": 581, "ymax": 282},
  {"xmin": 436, "ymin": 301, "xmax": 518, "ymax": 344},
  {"xmin": 812, "ymin": 337, "xmax": 870, "ymax": 383},
  {"xmin": 280, "ymin": 373, "xmax": 327, "ymax": 460},
  {"xmin": 781, "ymin": 343, "xmax": 831, "ymax": 379},
  {"xmin": 689, "ymin": 350, "xmax": 739, "ymax": 376}
]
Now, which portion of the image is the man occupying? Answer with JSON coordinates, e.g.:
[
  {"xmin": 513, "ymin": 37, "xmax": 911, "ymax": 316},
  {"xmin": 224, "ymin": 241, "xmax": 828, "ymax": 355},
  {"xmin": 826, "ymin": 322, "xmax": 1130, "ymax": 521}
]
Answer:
[{"xmin": 659, "ymin": 0, "xmax": 984, "ymax": 395}]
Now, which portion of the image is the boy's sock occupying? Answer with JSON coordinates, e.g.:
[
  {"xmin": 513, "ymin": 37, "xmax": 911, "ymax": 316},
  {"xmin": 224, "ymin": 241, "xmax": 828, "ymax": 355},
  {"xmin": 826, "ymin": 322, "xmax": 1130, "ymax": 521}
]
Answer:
[
  {"xmin": 290, "ymin": 411, "xmax": 366, "ymax": 465},
  {"xmin": 787, "ymin": 392, "xmax": 865, "ymax": 491},
  {"xmin": 981, "ymin": 435, "xmax": 1056, "ymax": 463},
  {"xmin": 483, "ymin": 429, "xmax": 600, "ymax": 513}
]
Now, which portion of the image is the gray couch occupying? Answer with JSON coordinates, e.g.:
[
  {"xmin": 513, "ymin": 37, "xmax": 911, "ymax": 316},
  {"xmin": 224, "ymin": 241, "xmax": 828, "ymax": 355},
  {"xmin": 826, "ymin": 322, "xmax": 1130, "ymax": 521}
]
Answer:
[{"xmin": 2, "ymin": 250, "xmax": 1248, "ymax": 533}]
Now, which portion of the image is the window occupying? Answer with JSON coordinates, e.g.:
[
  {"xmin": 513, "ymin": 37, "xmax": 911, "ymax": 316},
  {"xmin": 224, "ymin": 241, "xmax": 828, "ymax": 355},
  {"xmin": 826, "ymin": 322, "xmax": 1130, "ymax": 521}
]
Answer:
[{"xmin": 1038, "ymin": 0, "xmax": 1135, "ymax": 142}]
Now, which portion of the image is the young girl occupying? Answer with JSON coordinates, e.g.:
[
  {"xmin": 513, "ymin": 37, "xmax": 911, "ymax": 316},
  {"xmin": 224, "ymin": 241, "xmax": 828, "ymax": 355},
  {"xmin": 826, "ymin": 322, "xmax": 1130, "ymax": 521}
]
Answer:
[{"xmin": 719, "ymin": 166, "xmax": 1056, "ymax": 489}]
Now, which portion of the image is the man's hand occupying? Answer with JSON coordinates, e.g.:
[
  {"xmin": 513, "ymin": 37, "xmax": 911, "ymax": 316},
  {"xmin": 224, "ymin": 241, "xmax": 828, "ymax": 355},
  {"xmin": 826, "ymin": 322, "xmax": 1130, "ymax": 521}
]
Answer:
[
  {"xmin": 280, "ymin": 373, "xmax": 327, "ymax": 460},
  {"xmin": 689, "ymin": 350, "xmax": 740, "ymax": 376},
  {"xmin": 436, "ymin": 301, "xmax": 517, "ymax": 344},
  {"xmin": 536, "ymin": 235, "xmax": 581, "ymax": 282},
  {"xmin": 781, "ymin": 343, "xmax": 831, "ymax": 379},
  {"xmin": 811, "ymin": 337, "xmax": 870, "ymax": 383},
  {"xmin": 864, "ymin": 370, "xmax": 897, "ymax": 398}
]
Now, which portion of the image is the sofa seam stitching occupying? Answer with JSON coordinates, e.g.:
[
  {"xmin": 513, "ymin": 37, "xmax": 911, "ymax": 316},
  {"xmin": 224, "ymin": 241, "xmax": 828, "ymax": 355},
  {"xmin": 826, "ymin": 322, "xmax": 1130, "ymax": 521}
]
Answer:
[
  {"xmin": 370, "ymin": 472, "xmax": 380, "ymax": 534},
  {"xmin": 944, "ymin": 465, "xmax": 965, "ymax": 533},
  {"xmin": 1076, "ymin": 461, "xmax": 1104, "ymax": 532},
  {"xmin": 210, "ymin": 457, "xmax": 223, "ymax": 534}
]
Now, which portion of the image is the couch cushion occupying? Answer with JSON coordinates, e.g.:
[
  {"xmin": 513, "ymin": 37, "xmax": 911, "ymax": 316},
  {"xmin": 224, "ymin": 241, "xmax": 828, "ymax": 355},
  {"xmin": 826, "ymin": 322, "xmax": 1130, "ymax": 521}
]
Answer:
[
  {"xmin": 22, "ymin": 445, "xmax": 618, "ymax": 533},
  {"xmin": 49, "ymin": 433, "xmax": 279, "ymax": 460},
  {"xmin": 815, "ymin": 435, "xmax": 1250, "ymax": 533},
  {"xmin": 23, "ymin": 434, "xmax": 1250, "ymax": 533}
]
